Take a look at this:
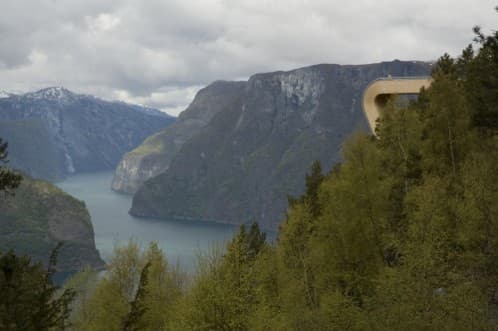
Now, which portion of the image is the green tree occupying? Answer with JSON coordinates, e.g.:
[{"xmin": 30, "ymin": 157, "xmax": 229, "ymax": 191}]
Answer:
[
  {"xmin": 0, "ymin": 138, "xmax": 21, "ymax": 193},
  {"xmin": 74, "ymin": 241, "xmax": 184, "ymax": 330},
  {"xmin": 288, "ymin": 160, "xmax": 325, "ymax": 218},
  {"xmin": 122, "ymin": 262, "xmax": 151, "ymax": 331},
  {"xmin": 420, "ymin": 65, "xmax": 473, "ymax": 176},
  {"xmin": 172, "ymin": 224, "xmax": 267, "ymax": 331},
  {"xmin": 466, "ymin": 20, "xmax": 498, "ymax": 133},
  {"xmin": 0, "ymin": 244, "xmax": 75, "ymax": 330}
]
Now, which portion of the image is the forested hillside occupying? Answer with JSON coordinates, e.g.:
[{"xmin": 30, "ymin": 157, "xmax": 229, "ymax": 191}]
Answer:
[
  {"xmin": 0, "ymin": 173, "xmax": 104, "ymax": 272},
  {"xmin": 63, "ymin": 20, "xmax": 498, "ymax": 330}
]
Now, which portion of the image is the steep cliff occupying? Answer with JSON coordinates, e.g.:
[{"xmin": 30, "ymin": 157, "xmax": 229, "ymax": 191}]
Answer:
[
  {"xmin": 130, "ymin": 61, "xmax": 431, "ymax": 229},
  {"xmin": 0, "ymin": 87, "xmax": 175, "ymax": 181},
  {"xmin": 112, "ymin": 81, "xmax": 246, "ymax": 193},
  {"xmin": 0, "ymin": 175, "xmax": 104, "ymax": 272}
]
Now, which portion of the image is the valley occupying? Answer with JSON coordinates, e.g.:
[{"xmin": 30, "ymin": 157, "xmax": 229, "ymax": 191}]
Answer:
[{"xmin": 57, "ymin": 172, "xmax": 243, "ymax": 271}]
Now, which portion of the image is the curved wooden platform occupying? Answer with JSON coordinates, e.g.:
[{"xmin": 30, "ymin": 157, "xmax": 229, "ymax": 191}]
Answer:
[{"xmin": 362, "ymin": 77, "xmax": 432, "ymax": 133}]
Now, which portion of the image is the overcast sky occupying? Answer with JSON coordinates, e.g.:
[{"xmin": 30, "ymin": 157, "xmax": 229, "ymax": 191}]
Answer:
[{"xmin": 0, "ymin": 0, "xmax": 496, "ymax": 116}]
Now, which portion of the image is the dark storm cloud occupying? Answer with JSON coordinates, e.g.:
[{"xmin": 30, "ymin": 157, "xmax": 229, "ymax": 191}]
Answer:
[{"xmin": 0, "ymin": 0, "xmax": 496, "ymax": 115}]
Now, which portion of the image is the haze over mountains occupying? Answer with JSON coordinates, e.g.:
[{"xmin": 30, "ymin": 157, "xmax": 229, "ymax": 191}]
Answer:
[
  {"xmin": 0, "ymin": 87, "xmax": 175, "ymax": 181},
  {"xmin": 114, "ymin": 60, "xmax": 431, "ymax": 229}
]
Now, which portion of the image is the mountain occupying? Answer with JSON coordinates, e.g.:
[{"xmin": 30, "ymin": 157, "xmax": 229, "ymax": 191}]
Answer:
[
  {"xmin": 0, "ymin": 175, "xmax": 104, "ymax": 272},
  {"xmin": 0, "ymin": 91, "xmax": 15, "ymax": 99},
  {"xmin": 112, "ymin": 81, "xmax": 247, "ymax": 193},
  {"xmin": 0, "ymin": 87, "xmax": 175, "ymax": 181},
  {"xmin": 125, "ymin": 61, "xmax": 431, "ymax": 229}
]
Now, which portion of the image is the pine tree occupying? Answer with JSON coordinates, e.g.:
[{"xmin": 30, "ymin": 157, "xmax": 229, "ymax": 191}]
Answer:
[
  {"xmin": 74, "ymin": 241, "xmax": 184, "ymax": 330},
  {"xmin": 466, "ymin": 22, "xmax": 498, "ymax": 133},
  {"xmin": 0, "ymin": 138, "xmax": 22, "ymax": 193},
  {"xmin": 122, "ymin": 262, "xmax": 151, "ymax": 331},
  {"xmin": 0, "ymin": 244, "xmax": 75, "ymax": 330}
]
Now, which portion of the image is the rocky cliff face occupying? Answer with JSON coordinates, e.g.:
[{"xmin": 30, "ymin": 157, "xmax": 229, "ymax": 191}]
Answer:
[
  {"xmin": 0, "ymin": 175, "xmax": 104, "ymax": 272},
  {"xmin": 0, "ymin": 87, "xmax": 175, "ymax": 181},
  {"xmin": 112, "ymin": 81, "xmax": 247, "ymax": 194},
  {"xmin": 129, "ymin": 61, "xmax": 431, "ymax": 229}
]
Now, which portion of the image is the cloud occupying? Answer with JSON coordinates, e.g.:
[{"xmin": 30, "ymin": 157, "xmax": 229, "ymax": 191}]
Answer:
[
  {"xmin": 0, "ymin": 0, "xmax": 496, "ymax": 116},
  {"xmin": 113, "ymin": 85, "xmax": 202, "ymax": 114},
  {"xmin": 86, "ymin": 13, "xmax": 121, "ymax": 33}
]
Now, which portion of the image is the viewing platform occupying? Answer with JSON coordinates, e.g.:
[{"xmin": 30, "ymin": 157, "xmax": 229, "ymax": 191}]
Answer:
[{"xmin": 362, "ymin": 76, "xmax": 432, "ymax": 133}]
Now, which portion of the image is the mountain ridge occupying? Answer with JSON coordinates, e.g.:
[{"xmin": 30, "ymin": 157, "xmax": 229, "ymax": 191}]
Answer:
[
  {"xmin": 112, "ymin": 80, "xmax": 247, "ymax": 193},
  {"xmin": 126, "ymin": 60, "xmax": 431, "ymax": 229},
  {"xmin": 0, "ymin": 87, "xmax": 175, "ymax": 181}
]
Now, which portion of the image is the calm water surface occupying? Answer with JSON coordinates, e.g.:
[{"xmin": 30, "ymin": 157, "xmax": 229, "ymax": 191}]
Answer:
[{"xmin": 57, "ymin": 172, "xmax": 239, "ymax": 271}]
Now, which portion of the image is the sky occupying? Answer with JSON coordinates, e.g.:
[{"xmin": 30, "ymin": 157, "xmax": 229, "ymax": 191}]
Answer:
[{"xmin": 0, "ymin": 0, "xmax": 496, "ymax": 116}]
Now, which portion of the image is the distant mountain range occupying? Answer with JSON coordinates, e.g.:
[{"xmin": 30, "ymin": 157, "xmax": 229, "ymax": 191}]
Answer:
[
  {"xmin": 0, "ymin": 87, "xmax": 175, "ymax": 181},
  {"xmin": 116, "ymin": 60, "xmax": 431, "ymax": 229},
  {"xmin": 0, "ymin": 91, "xmax": 16, "ymax": 98}
]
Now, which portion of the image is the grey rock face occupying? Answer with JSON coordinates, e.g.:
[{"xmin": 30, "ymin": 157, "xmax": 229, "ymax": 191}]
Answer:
[
  {"xmin": 130, "ymin": 61, "xmax": 431, "ymax": 229},
  {"xmin": 0, "ymin": 87, "xmax": 174, "ymax": 181},
  {"xmin": 111, "ymin": 81, "xmax": 247, "ymax": 194}
]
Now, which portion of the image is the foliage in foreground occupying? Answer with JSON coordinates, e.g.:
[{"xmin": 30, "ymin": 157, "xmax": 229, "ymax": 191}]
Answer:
[
  {"xmin": 67, "ymin": 21, "xmax": 498, "ymax": 330},
  {"xmin": 67, "ymin": 241, "xmax": 185, "ymax": 331},
  {"xmin": 0, "ymin": 245, "xmax": 75, "ymax": 330}
]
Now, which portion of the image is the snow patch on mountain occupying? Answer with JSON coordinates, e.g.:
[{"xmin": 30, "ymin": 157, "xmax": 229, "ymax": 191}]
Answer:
[
  {"xmin": 0, "ymin": 91, "xmax": 14, "ymax": 98},
  {"xmin": 23, "ymin": 87, "xmax": 76, "ymax": 103}
]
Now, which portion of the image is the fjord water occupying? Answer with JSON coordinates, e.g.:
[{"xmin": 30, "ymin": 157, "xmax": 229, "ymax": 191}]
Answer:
[{"xmin": 57, "ymin": 172, "xmax": 238, "ymax": 271}]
